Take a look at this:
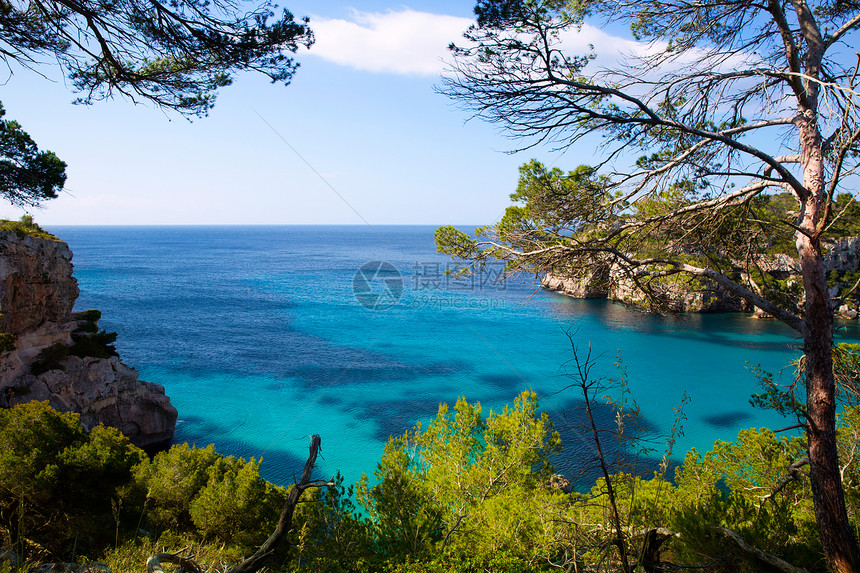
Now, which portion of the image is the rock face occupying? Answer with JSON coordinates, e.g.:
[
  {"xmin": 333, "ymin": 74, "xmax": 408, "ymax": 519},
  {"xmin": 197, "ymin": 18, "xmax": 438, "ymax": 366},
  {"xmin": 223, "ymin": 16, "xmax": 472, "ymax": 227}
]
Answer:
[
  {"xmin": 0, "ymin": 232, "xmax": 177, "ymax": 452},
  {"xmin": 825, "ymin": 237, "xmax": 860, "ymax": 274},
  {"xmin": 0, "ymin": 231, "xmax": 79, "ymax": 334},
  {"xmin": 541, "ymin": 265, "xmax": 609, "ymax": 299},
  {"xmin": 542, "ymin": 268, "xmax": 750, "ymax": 313},
  {"xmin": 542, "ymin": 238, "xmax": 860, "ymax": 316}
]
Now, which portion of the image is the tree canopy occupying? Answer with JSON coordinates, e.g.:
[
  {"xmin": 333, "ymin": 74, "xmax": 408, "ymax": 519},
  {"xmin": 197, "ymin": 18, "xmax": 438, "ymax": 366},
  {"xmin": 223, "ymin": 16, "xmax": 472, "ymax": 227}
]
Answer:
[
  {"xmin": 0, "ymin": 104, "xmax": 66, "ymax": 207},
  {"xmin": 436, "ymin": 1, "xmax": 860, "ymax": 571},
  {"xmin": 0, "ymin": 0, "xmax": 313, "ymax": 206},
  {"xmin": 0, "ymin": 0, "xmax": 313, "ymax": 116}
]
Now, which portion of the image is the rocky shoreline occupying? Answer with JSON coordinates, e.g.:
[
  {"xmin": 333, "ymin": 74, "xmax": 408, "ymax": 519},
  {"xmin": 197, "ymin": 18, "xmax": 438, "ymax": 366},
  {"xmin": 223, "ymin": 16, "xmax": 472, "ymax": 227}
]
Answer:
[
  {"xmin": 0, "ymin": 230, "xmax": 176, "ymax": 452},
  {"xmin": 541, "ymin": 237, "xmax": 860, "ymax": 319}
]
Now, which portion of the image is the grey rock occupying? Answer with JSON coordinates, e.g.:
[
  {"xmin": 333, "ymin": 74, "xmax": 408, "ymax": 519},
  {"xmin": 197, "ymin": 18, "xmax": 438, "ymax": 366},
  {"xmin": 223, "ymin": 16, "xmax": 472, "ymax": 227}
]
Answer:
[{"xmin": 542, "ymin": 238, "xmax": 860, "ymax": 317}]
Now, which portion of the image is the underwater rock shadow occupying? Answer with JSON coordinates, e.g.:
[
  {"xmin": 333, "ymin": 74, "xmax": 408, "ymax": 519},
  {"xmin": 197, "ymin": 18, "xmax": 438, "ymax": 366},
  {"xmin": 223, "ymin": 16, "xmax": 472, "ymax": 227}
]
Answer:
[
  {"xmin": 360, "ymin": 397, "xmax": 459, "ymax": 442},
  {"xmin": 543, "ymin": 397, "xmax": 679, "ymax": 491},
  {"xmin": 172, "ymin": 415, "xmax": 310, "ymax": 487},
  {"xmin": 702, "ymin": 411, "xmax": 753, "ymax": 429},
  {"xmin": 280, "ymin": 359, "xmax": 467, "ymax": 389},
  {"xmin": 479, "ymin": 372, "xmax": 531, "ymax": 393},
  {"xmin": 546, "ymin": 294, "xmax": 803, "ymax": 354}
]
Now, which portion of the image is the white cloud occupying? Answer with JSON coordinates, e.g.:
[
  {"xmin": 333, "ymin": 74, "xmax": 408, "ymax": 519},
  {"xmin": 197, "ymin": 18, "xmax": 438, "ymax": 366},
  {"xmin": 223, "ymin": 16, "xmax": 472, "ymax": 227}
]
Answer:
[
  {"xmin": 561, "ymin": 23, "xmax": 758, "ymax": 77},
  {"xmin": 308, "ymin": 9, "xmax": 472, "ymax": 76},
  {"xmin": 307, "ymin": 11, "xmax": 758, "ymax": 80}
]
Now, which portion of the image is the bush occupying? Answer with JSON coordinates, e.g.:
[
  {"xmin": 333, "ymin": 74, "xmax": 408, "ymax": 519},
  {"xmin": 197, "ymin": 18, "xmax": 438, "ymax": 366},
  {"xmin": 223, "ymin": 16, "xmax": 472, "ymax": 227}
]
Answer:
[
  {"xmin": 133, "ymin": 443, "xmax": 221, "ymax": 532},
  {"xmin": 0, "ymin": 402, "xmax": 144, "ymax": 558},
  {"xmin": 0, "ymin": 216, "xmax": 58, "ymax": 241},
  {"xmin": 69, "ymin": 330, "xmax": 118, "ymax": 359},
  {"xmin": 135, "ymin": 443, "xmax": 288, "ymax": 552},
  {"xmin": 0, "ymin": 334, "xmax": 15, "ymax": 355},
  {"xmin": 189, "ymin": 455, "xmax": 287, "ymax": 548},
  {"xmin": 30, "ymin": 342, "xmax": 70, "ymax": 375}
]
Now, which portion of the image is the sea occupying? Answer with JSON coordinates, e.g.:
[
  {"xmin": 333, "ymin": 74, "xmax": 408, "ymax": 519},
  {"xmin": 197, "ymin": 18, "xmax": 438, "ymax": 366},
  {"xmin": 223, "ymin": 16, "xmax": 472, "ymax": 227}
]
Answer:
[{"xmin": 49, "ymin": 225, "xmax": 860, "ymax": 488}]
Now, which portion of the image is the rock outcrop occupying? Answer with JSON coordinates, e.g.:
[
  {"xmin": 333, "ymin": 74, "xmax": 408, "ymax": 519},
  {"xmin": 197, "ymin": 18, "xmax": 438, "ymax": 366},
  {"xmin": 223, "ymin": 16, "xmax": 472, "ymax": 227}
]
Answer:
[
  {"xmin": 0, "ymin": 231, "xmax": 79, "ymax": 334},
  {"xmin": 542, "ymin": 238, "xmax": 860, "ymax": 317},
  {"xmin": 541, "ymin": 265, "xmax": 609, "ymax": 299},
  {"xmin": 542, "ymin": 269, "xmax": 750, "ymax": 313},
  {"xmin": 0, "ymin": 231, "xmax": 177, "ymax": 452}
]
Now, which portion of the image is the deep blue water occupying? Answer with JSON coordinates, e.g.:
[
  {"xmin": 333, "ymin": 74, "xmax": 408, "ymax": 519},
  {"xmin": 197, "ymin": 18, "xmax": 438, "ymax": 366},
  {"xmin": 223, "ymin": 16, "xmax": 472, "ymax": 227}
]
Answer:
[{"xmin": 48, "ymin": 225, "xmax": 860, "ymax": 487}]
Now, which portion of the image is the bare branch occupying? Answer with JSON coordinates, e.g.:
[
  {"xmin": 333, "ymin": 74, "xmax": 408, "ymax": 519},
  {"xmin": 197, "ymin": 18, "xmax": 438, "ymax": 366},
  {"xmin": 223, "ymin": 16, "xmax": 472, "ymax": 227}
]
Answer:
[{"xmin": 714, "ymin": 527, "xmax": 809, "ymax": 573}]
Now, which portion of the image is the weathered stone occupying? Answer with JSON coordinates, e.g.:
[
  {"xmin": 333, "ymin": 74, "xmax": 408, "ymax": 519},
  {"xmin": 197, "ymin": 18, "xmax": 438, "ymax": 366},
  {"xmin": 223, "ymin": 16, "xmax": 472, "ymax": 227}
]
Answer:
[
  {"xmin": 837, "ymin": 305, "xmax": 859, "ymax": 320},
  {"xmin": 542, "ymin": 268, "xmax": 609, "ymax": 298},
  {"xmin": 542, "ymin": 238, "xmax": 860, "ymax": 317},
  {"xmin": 547, "ymin": 474, "xmax": 573, "ymax": 494},
  {"xmin": 825, "ymin": 237, "xmax": 860, "ymax": 274},
  {"xmin": 0, "ymin": 547, "xmax": 21, "ymax": 566},
  {"xmin": 544, "ymin": 262, "xmax": 749, "ymax": 313},
  {"xmin": 0, "ymin": 231, "xmax": 79, "ymax": 335},
  {"xmin": 0, "ymin": 232, "xmax": 176, "ymax": 452}
]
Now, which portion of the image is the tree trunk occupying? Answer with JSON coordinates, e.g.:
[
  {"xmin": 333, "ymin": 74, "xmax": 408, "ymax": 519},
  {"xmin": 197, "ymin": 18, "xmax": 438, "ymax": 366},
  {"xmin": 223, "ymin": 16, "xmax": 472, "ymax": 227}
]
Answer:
[
  {"xmin": 797, "ymin": 106, "xmax": 860, "ymax": 573},
  {"xmin": 802, "ymin": 251, "xmax": 858, "ymax": 573}
]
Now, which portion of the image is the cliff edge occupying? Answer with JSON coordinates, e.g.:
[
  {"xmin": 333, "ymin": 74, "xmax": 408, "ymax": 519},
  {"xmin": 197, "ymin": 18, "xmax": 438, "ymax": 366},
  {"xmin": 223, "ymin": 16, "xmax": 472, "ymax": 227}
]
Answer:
[{"xmin": 0, "ymin": 229, "xmax": 177, "ymax": 452}]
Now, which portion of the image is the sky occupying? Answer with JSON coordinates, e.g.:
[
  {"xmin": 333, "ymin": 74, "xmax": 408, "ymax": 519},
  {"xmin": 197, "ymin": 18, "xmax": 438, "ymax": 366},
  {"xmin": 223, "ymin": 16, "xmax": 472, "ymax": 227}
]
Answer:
[{"xmin": 0, "ymin": 1, "xmax": 641, "ymax": 226}]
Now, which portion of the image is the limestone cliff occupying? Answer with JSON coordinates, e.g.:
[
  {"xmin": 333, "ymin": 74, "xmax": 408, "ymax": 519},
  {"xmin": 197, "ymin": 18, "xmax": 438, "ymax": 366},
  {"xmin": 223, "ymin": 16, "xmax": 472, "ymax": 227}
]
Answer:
[
  {"xmin": 0, "ymin": 230, "xmax": 177, "ymax": 452},
  {"xmin": 0, "ymin": 230, "xmax": 78, "ymax": 334},
  {"xmin": 542, "ymin": 267, "xmax": 751, "ymax": 313},
  {"xmin": 542, "ymin": 238, "xmax": 860, "ymax": 317}
]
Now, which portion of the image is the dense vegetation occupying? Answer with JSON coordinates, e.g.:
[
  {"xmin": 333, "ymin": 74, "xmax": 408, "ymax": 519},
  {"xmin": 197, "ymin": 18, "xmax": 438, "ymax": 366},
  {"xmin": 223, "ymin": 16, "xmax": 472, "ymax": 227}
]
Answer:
[{"xmin": 3, "ymin": 368, "xmax": 859, "ymax": 572}]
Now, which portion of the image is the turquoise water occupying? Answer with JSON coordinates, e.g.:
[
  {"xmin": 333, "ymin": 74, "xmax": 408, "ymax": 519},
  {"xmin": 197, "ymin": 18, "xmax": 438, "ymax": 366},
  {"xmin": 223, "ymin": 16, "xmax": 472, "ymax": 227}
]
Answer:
[{"xmin": 50, "ymin": 225, "xmax": 859, "ymax": 487}]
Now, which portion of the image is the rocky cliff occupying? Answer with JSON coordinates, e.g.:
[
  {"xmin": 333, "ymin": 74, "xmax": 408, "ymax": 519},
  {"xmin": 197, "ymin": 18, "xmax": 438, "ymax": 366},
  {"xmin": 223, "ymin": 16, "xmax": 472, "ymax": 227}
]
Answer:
[
  {"xmin": 0, "ymin": 230, "xmax": 176, "ymax": 452},
  {"xmin": 542, "ymin": 267, "xmax": 751, "ymax": 313},
  {"xmin": 542, "ymin": 238, "xmax": 860, "ymax": 317}
]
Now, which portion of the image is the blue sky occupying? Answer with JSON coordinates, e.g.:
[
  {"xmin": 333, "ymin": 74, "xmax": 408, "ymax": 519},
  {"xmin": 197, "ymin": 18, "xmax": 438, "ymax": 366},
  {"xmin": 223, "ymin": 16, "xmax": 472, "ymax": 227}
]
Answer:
[{"xmin": 0, "ymin": 1, "xmax": 635, "ymax": 225}]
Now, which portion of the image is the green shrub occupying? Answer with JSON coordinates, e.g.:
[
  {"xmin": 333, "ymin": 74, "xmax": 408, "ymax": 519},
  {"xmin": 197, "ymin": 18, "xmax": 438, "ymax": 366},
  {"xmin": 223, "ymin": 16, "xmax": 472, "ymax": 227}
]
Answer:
[
  {"xmin": 189, "ymin": 455, "xmax": 287, "ymax": 548},
  {"xmin": 292, "ymin": 473, "xmax": 371, "ymax": 572},
  {"xmin": 29, "ymin": 342, "xmax": 70, "ymax": 375},
  {"xmin": 0, "ymin": 402, "xmax": 144, "ymax": 558},
  {"xmin": 0, "ymin": 216, "xmax": 58, "ymax": 241},
  {"xmin": 133, "ymin": 443, "xmax": 221, "ymax": 532},
  {"xmin": 135, "ymin": 443, "xmax": 288, "ymax": 552},
  {"xmin": 70, "ymin": 330, "xmax": 118, "ymax": 359},
  {"xmin": 0, "ymin": 334, "xmax": 15, "ymax": 355}
]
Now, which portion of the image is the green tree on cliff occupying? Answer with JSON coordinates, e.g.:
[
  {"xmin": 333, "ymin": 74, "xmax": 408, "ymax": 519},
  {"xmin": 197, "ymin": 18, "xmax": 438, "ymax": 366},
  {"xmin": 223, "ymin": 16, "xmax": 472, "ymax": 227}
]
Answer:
[
  {"xmin": 437, "ymin": 1, "xmax": 860, "ymax": 570},
  {"xmin": 0, "ymin": 0, "xmax": 314, "ymax": 206}
]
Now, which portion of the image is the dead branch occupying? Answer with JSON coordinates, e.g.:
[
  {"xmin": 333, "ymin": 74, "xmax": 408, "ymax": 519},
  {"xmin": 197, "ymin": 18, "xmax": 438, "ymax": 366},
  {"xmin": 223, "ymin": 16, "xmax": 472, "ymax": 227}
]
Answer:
[
  {"xmin": 714, "ymin": 527, "xmax": 809, "ymax": 573},
  {"xmin": 146, "ymin": 553, "xmax": 203, "ymax": 573},
  {"xmin": 763, "ymin": 458, "xmax": 810, "ymax": 501}
]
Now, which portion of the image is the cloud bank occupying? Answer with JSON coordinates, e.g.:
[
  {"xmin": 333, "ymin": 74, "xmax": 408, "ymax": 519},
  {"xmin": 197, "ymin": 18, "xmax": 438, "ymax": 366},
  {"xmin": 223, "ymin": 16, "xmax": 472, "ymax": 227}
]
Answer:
[
  {"xmin": 308, "ymin": 9, "xmax": 754, "ymax": 79},
  {"xmin": 309, "ymin": 9, "xmax": 472, "ymax": 76}
]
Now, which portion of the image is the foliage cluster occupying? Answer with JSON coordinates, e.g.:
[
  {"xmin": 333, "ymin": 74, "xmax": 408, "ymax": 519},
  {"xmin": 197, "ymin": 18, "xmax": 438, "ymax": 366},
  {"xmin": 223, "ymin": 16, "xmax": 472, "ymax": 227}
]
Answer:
[
  {"xmin": 438, "ymin": 163, "xmax": 860, "ymax": 317},
  {"xmin": 0, "ymin": 402, "xmax": 287, "ymax": 566},
  {"xmin": 30, "ymin": 309, "xmax": 121, "ymax": 376},
  {"xmin": 2, "ymin": 384, "xmax": 858, "ymax": 572},
  {"xmin": 0, "ymin": 334, "xmax": 15, "ymax": 356}
]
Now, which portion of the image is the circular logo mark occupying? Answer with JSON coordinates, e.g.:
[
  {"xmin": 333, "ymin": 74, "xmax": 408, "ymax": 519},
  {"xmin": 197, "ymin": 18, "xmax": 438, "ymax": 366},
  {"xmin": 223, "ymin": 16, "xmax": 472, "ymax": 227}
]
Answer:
[{"xmin": 353, "ymin": 261, "xmax": 403, "ymax": 310}]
